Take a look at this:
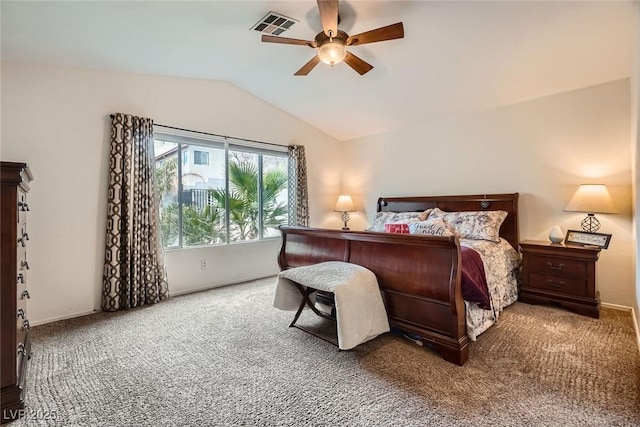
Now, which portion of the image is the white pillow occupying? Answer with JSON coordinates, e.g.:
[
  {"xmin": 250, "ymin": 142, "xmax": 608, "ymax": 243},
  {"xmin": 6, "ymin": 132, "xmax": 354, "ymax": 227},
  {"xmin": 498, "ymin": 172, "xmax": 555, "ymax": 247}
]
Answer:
[
  {"xmin": 408, "ymin": 218, "xmax": 455, "ymax": 237},
  {"xmin": 365, "ymin": 209, "xmax": 432, "ymax": 232},
  {"xmin": 429, "ymin": 207, "xmax": 507, "ymax": 242}
]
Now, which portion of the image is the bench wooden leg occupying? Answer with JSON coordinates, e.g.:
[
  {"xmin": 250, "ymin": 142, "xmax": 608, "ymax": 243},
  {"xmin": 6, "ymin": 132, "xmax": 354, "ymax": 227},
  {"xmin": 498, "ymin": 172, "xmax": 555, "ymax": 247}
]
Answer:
[{"xmin": 288, "ymin": 281, "xmax": 339, "ymax": 348}]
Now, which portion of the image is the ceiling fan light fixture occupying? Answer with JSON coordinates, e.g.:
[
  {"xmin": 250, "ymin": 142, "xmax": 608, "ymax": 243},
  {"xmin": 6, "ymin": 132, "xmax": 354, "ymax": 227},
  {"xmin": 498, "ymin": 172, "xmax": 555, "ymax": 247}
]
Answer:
[{"xmin": 318, "ymin": 40, "xmax": 347, "ymax": 66}]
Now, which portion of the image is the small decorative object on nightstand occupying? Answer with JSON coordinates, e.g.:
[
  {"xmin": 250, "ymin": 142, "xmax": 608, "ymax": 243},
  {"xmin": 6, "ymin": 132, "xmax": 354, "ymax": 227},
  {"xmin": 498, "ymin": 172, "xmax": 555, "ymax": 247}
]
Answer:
[
  {"xmin": 334, "ymin": 194, "xmax": 355, "ymax": 230},
  {"xmin": 519, "ymin": 240, "xmax": 601, "ymax": 318},
  {"xmin": 548, "ymin": 225, "xmax": 564, "ymax": 243}
]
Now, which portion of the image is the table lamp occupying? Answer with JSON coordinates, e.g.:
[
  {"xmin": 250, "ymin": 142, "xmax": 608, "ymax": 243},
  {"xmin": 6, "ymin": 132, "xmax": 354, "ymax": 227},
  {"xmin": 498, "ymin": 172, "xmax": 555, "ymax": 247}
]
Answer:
[
  {"xmin": 334, "ymin": 194, "xmax": 355, "ymax": 230},
  {"xmin": 564, "ymin": 184, "xmax": 616, "ymax": 233}
]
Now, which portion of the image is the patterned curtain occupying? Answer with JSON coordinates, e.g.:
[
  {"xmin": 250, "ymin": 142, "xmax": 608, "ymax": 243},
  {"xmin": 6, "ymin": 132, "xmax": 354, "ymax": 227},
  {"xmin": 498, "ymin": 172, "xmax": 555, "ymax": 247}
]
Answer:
[
  {"xmin": 102, "ymin": 113, "xmax": 169, "ymax": 311},
  {"xmin": 287, "ymin": 145, "xmax": 309, "ymax": 226}
]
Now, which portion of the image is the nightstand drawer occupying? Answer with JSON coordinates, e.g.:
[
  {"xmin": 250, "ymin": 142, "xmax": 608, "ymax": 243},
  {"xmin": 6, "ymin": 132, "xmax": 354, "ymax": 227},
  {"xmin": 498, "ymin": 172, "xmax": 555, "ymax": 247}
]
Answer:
[
  {"xmin": 528, "ymin": 273, "xmax": 587, "ymax": 297},
  {"xmin": 527, "ymin": 255, "xmax": 587, "ymax": 279}
]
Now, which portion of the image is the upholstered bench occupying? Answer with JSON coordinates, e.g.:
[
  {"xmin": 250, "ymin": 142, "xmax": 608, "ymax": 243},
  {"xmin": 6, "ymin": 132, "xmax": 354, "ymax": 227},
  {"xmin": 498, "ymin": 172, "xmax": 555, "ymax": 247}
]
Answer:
[{"xmin": 273, "ymin": 261, "xmax": 390, "ymax": 350}]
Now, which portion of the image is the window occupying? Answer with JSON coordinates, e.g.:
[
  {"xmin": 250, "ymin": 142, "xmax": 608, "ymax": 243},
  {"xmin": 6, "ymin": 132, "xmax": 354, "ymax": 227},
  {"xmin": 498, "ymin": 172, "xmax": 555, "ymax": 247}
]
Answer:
[
  {"xmin": 154, "ymin": 128, "xmax": 288, "ymax": 248},
  {"xmin": 194, "ymin": 150, "xmax": 209, "ymax": 165},
  {"xmin": 182, "ymin": 151, "xmax": 188, "ymax": 165}
]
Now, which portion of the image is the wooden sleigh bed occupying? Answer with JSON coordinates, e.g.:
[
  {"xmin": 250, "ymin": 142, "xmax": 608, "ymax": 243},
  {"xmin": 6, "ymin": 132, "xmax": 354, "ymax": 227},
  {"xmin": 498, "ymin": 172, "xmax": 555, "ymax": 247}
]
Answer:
[{"xmin": 277, "ymin": 193, "xmax": 519, "ymax": 365}]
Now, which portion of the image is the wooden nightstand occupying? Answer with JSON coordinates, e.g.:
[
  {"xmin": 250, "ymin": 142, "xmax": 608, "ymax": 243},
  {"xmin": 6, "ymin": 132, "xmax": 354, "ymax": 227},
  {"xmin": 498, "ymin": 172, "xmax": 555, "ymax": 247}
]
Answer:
[{"xmin": 519, "ymin": 240, "xmax": 601, "ymax": 318}]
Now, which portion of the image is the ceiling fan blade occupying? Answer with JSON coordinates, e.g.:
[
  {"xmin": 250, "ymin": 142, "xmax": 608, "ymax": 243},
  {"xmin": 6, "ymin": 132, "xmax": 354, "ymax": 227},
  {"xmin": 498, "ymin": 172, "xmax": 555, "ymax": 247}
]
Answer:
[
  {"xmin": 343, "ymin": 52, "xmax": 374, "ymax": 75},
  {"xmin": 317, "ymin": 0, "xmax": 338, "ymax": 37},
  {"xmin": 262, "ymin": 34, "xmax": 317, "ymax": 48},
  {"xmin": 346, "ymin": 22, "xmax": 404, "ymax": 46},
  {"xmin": 294, "ymin": 55, "xmax": 322, "ymax": 76}
]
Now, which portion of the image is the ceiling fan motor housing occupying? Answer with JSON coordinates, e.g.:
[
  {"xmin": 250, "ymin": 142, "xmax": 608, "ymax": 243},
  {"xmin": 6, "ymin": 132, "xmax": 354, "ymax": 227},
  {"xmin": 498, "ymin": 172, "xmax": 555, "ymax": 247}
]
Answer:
[{"xmin": 315, "ymin": 30, "xmax": 349, "ymax": 65}]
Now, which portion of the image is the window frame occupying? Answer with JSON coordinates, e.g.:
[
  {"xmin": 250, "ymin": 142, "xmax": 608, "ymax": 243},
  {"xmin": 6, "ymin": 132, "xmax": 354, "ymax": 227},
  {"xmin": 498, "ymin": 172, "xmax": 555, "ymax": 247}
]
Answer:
[{"xmin": 154, "ymin": 127, "xmax": 288, "ymax": 250}]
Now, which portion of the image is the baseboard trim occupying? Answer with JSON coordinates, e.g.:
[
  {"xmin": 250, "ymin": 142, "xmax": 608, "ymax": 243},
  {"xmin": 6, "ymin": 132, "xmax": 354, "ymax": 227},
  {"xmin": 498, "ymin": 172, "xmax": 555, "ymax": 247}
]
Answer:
[
  {"xmin": 170, "ymin": 275, "xmax": 275, "ymax": 297},
  {"xmin": 632, "ymin": 307, "xmax": 640, "ymax": 354},
  {"xmin": 170, "ymin": 283, "xmax": 230, "ymax": 297},
  {"xmin": 30, "ymin": 310, "xmax": 99, "ymax": 327},
  {"xmin": 600, "ymin": 302, "xmax": 632, "ymax": 311}
]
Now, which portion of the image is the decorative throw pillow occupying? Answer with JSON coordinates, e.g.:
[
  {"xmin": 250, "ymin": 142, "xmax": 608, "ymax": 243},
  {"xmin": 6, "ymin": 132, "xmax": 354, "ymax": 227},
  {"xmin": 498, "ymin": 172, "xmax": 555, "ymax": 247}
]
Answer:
[
  {"xmin": 408, "ymin": 218, "xmax": 455, "ymax": 237},
  {"xmin": 429, "ymin": 207, "xmax": 507, "ymax": 242},
  {"xmin": 384, "ymin": 222, "xmax": 411, "ymax": 234},
  {"xmin": 365, "ymin": 209, "xmax": 432, "ymax": 232}
]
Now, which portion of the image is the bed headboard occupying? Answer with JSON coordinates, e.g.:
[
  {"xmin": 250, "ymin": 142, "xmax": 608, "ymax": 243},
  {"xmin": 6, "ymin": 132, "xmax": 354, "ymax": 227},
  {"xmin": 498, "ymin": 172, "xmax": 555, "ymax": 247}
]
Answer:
[{"xmin": 377, "ymin": 193, "xmax": 519, "ymax": 250}]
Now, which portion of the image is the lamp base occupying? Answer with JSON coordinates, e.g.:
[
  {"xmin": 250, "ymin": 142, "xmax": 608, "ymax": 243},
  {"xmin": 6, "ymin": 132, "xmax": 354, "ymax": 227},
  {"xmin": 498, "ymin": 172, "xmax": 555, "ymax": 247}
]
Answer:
[
  {"xmin": 341, "ymin": 211, "xmax": 350, "ymax": 231},
  {"xmin": 581, "ymin": 214, "xmax": 600, "ymax": 233}
]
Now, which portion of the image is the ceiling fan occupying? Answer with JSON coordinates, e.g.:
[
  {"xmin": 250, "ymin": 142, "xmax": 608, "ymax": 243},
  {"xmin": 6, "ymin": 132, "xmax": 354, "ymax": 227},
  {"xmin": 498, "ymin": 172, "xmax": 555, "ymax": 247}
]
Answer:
[{"xmin": 261, "ymin": 0, "xmax": 404, "ymax": 76}]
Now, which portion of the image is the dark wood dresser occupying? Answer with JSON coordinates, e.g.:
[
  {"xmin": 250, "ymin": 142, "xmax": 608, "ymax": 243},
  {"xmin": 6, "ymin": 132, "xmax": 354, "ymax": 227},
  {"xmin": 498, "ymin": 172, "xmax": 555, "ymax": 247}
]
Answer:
[
  {"xmin": 1, "ymin": 162, "xmax": 33, "ymax": 423},
  {"xmin": 519, "ymin": 240, "xmax": 601, "ymax": 318}
]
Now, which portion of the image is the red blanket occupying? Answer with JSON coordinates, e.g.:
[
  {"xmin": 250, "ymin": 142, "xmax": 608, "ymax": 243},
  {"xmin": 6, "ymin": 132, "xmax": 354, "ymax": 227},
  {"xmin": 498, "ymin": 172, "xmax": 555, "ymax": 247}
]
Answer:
[{"xmin": 461, "ymin": 246, "xmax": 491, "ymax": 310}]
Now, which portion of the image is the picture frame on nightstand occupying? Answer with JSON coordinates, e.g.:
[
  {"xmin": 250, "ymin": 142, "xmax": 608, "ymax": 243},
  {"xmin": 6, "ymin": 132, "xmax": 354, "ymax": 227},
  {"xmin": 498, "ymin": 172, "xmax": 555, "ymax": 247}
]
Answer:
[{"xmin": 564, "ymin": 230, "xmax": 612, "ymax": 249}]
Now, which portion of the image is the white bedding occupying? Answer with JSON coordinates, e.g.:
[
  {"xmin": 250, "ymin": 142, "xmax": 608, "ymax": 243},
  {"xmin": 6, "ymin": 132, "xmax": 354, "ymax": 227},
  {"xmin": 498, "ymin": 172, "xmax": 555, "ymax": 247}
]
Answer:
[
  {"xmin": 273, "ymin": 261, "xmax": 390, "ymax": 350},
  {"xmin": 460, "ymin": 238, "xmax": 521, "ymax": 340}
]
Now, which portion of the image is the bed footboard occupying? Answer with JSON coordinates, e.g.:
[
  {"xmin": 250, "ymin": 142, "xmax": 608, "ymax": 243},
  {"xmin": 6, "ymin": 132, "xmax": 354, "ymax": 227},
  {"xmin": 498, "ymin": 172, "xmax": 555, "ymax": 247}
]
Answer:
[{"xmin": 277, "ymin": 226, "xmax": 468, "ymax": 365}]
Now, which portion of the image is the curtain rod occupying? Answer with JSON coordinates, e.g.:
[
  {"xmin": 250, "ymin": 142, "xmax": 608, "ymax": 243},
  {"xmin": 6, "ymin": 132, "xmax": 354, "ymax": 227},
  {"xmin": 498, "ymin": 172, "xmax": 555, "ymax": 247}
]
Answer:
[{"xmin": 109, "ymin": 115, "xmax": 289, "ymax": 149}]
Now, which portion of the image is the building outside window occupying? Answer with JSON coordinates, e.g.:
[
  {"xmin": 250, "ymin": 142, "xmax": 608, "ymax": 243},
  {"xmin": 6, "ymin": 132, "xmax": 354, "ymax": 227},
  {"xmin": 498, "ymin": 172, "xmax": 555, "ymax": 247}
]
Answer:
[{"xmin": 154, "ymin": 128, "xmax": 288, "ymax": 248}]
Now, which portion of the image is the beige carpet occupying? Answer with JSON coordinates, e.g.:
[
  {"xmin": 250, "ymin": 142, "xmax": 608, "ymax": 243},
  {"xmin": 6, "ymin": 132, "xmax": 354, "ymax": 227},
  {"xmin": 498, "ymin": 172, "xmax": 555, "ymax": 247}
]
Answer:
[{"xmin": 14, "ymin": 277, "xmax": 640, "ymax": 426}]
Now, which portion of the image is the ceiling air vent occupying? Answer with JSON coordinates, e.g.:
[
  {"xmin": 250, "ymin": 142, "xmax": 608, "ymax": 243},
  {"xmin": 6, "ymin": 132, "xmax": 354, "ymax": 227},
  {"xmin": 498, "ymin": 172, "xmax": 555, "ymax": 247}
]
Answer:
[{"xmin": 251, "ymin": 11, "xmax": 298, "ymax": 36}]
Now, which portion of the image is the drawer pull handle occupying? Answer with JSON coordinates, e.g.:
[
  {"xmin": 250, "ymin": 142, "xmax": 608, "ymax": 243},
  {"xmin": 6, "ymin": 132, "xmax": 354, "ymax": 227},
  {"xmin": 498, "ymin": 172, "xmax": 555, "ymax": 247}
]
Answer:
[
  {"xmin": 17, "ymin": 343, "xmax": 26, "ymax": 356},
  {"xmin": 22, "ymin": 319, "xmax": 30, "ymax": 331},
  {"xmin": 18, "ymin": 202, "xmax": 30, "ymax": 211},
  {"xmin": 21, "ymin": 260, "xmax": 30, "ymax": 270},
  {"xmin": 547, "ymin": 262, "xmax": 564, "ymax": 271},
  {"xmin": 21, "ymin": 290, "xmax": 30, "ymax": 299},
  {"xmin": 17, "ymin": 273, "xmax": 25, "ymax": 284},
  {"xmin": 17, "ymin": 308, "xmax": 25, "ymax": 319},
  {"xmin": 547, "ymin": 279, "xmax": 565, "ymax": 288}
]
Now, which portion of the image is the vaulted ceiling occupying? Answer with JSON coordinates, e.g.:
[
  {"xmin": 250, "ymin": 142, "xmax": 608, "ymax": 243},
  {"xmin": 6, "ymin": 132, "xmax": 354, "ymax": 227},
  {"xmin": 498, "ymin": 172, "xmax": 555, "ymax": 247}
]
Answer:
[{"xmin": 1, "ymin": 1, "xmax": 636, "ymax": 141}]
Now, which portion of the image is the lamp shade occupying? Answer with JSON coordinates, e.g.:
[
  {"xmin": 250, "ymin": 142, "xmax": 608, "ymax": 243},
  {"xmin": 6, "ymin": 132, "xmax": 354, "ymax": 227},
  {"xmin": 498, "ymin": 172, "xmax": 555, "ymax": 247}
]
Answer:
[
  {"xmin": 564, "ymin": 184, "xmax": 617, "ymax": 214},
  {"xmin": 334, "ymin": 194, "xmax": 355, "ymax": 212}
]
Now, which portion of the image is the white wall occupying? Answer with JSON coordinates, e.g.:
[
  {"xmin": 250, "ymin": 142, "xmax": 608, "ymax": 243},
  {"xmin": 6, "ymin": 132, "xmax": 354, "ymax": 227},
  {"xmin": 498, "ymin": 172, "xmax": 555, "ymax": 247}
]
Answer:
[
  {"xmin": 343, "ymin": 79, "xmax": 634, "ymax": 307},
  {"xmin": 0, "ymin": 62, "xmax": 343, "ymax": 325}
]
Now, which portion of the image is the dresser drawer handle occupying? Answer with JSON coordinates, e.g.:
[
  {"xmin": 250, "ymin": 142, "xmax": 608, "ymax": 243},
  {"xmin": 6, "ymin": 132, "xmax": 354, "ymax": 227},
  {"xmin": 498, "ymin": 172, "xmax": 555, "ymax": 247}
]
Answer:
[
  {"xmin": 21, "ymin": 260, "xmax": 30, "ymax": 270},
  {"xmin": 547, "ymin": 279, "xmax": 565, "ymax": 288},
  {"xmin": 21, "ymin": 290, "xmax": 30, "ymax": 299},
  {"xmin": 18, "ymin": 202, "xmax": 30, "ymax": 212},
  {"xmin": 547, "ymin": 262, "xmax": 564, "ymax": 271},
  {"xmin": 17, "ymin": 308, "xmax": 25, "ymax": 319},
  {"xmin": 17, "ymin": 273, "xmax": 25, "ymax": 284},
  {"xmin": 17, "ymin": 343, "xmax": 26, "ymax": 356},
  {"xmin": 22, "ymin": 319, "xmax": 30, "ymax": 331}
]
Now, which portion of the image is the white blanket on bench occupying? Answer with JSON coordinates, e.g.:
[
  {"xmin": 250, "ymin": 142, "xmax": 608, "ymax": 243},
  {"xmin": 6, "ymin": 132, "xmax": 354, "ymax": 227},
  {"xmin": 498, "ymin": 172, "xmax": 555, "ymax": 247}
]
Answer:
[{"xmin": 274, "ymin": 261, "xmax": 390, "ymax": 350}]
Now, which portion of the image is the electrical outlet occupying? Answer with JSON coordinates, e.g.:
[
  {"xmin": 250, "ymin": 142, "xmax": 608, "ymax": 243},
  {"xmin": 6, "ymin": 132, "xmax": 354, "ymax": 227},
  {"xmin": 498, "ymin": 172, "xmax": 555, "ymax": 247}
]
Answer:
[{"xmin": 200, "ymin": 259, "xmax": 207, "ymax": 270}]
